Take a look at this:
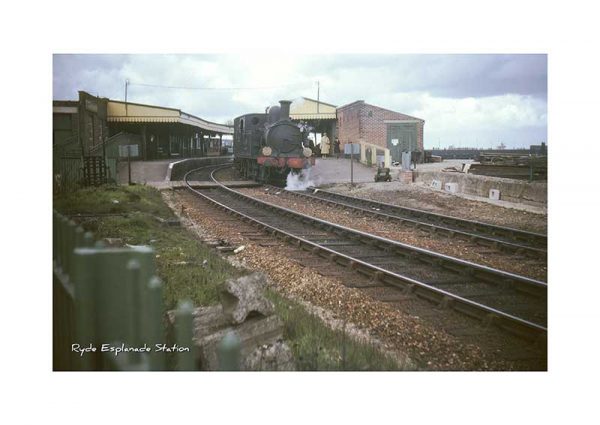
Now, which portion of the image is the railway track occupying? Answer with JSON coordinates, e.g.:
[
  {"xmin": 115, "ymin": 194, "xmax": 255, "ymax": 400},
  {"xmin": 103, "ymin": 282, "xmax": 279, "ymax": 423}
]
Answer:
[
  {"xmin": 186, "ymin": 161, "xmax": 233, "ymax": 181},
  {"xmin": 268, "ymin": 185, "xmax": 547, "ymax": 258},
  {"xmin": 184, "ymin": 165, "xmax": 547, "ymax": 343}
]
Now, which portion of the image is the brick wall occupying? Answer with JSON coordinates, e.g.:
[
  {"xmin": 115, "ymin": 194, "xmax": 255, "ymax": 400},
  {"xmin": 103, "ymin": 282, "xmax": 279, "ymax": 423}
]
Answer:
[
  {"xmin": 336, "ymin": 100, "xmax": 424, "ymax": 152},
  {"xmin": 336, "ymin": 101, "xmax": 362, "ymax": 150}
]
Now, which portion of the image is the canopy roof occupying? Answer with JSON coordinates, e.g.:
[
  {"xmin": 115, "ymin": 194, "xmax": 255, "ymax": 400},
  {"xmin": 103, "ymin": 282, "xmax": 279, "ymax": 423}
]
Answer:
[
  {"xmin": 107, "ymin": 100, "xmax": 233, "ymax": 134},
  {"xmin": 289, "ymin": 97, "xmax": 337, "ymax": 120}
]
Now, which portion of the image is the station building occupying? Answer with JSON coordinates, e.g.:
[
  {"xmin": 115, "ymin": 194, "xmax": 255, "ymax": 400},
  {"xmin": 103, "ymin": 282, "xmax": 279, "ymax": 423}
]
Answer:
[
  {"xmin": 336, "ymin": 100, "xmax": 425, "ymax": 164},
  {"xmin": 53, "ymin": 91, "xmax": 233, "ymax": 190},
  {"xmin": 106, "ymin": 99, "xmax": 232, "ymax": 160},
  {"xmin": 288, "ymin": 97, "xmax": 425, "ymax": 165}
]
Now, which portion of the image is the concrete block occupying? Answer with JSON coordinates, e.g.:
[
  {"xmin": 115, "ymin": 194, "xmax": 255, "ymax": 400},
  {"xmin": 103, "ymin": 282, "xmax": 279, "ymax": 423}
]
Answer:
[
  {"xmin": 489, "ymin": 189, "xmax": 501, "ymax": 200},
  {"xmin": 166, "ymin": 272, "xmax": 295, "ymax": 371},
  {"xmin": 430, "ymin": 179, "xmax": 442, "ymax": 190},
  {"xmin": 444, "ymin": 182, "xmax": 458, "ymax": 193},
  {"xmin": 220, "ymin": 273, "xmax": 274, "ymax": 324}
]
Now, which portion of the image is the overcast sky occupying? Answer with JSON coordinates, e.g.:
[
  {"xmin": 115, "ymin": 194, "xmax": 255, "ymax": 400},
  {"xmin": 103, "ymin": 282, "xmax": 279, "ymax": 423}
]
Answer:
[{"xmin": 53, "ymin": 54, "xmax": 547, "ymax": 149}]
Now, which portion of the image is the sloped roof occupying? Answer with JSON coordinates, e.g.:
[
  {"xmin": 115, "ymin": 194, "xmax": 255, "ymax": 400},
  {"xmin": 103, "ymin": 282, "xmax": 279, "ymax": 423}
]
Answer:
[
  {"xmin": 289, "ymin": 96, "xmax": 337, "ymax": 120},
  {"xmin": 107, "ymin": 100, "xmax": 233, "ymax": 134},
  {"xmin": 337, "ymin": 100, "xmax": 424, "ymax": 122}
]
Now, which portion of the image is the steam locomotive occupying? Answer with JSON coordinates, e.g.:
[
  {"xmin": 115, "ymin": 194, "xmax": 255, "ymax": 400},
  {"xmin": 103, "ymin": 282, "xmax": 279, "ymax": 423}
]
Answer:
[{"xmin": 233, "ymin": 100, "xmax": 315, "ymax": 183}]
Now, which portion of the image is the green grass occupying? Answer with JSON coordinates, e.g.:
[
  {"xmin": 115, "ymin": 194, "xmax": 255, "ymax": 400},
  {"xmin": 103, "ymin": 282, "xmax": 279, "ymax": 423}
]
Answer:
[
  {"xmin": 267, "ymin": 290, "xmax": 404, "ymax": 371},
  {"xmin": 54, "ymin": 185, "xmax": 242, "ymax": 309},
  {"xmin": 55, "ymin": 184, "xmax": 406, "ymax": 370},
  {"xmin": 55, "ymin": 184, "xmax": 174, "ymax": 217}
]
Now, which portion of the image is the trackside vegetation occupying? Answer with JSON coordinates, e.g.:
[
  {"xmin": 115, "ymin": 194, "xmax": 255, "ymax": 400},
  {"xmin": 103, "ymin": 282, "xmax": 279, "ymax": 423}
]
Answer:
[{"xmin": 54, "ymin": 184, "xmax": 405, "ymax": 371}]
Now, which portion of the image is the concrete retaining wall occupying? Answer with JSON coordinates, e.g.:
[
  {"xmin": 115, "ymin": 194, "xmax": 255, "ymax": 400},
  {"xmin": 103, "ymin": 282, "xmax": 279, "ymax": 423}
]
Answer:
[
  {"xmin": 167, "ymin": 156, "xmax": 233, "ymax": 181},
  {"xmin": 414, "ymin": 171, "xmax": 547, "ymax": 206}
]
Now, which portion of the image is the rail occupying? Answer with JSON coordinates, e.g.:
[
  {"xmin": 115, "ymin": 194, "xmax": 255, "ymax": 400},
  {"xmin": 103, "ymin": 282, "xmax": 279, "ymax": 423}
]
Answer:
[
  {"xmin": 184, "ymin": 165, "xmax": 547, "ymax": 342},
  {"xmin": 269, "ymin": 186, "xmax": 547, "ymax": 257}
]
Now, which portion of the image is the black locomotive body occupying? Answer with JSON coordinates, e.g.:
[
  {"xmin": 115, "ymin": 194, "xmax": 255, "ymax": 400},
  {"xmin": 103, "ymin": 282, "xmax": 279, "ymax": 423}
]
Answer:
[{"xmin": 233, "ymin": 100, "xmax": 314, "ymax": 183}]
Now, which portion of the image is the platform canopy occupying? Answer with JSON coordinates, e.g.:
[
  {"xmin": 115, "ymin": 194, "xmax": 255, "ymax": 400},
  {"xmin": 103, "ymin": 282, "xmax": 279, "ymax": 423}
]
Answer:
[
  {"xmin": 289, "ymin": 97, "xmax": 337, "ymax": 120},
  {"xmin": 107, "ymin": 100, "xmax": 233, "ymax": 134}
]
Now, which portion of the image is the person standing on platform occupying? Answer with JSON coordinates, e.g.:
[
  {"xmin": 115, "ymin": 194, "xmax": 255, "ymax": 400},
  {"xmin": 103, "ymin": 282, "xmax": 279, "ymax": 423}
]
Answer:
[
  {"xmin": 307, "ymin": 136, "xmax": 315, "ymax": 150},
  {"xmin": 320, "ymin": 132, "xmax": 331, "ymax": 158},
  {"xmin": 334, "ymin": 137, "xmax": 341, "ymax": 159}
]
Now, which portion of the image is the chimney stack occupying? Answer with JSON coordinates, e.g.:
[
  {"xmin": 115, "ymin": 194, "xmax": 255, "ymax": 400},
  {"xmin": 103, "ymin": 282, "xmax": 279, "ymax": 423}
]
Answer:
[{"xmin": 279, "ymin": 100, "xmax": 291, "ymax": 120}]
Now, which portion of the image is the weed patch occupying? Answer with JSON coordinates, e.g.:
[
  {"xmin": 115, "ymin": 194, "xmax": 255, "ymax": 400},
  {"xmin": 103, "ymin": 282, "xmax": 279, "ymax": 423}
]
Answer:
[
  {"xmin": 267, "ymin": 290, "xmax": 403, "ymax": 371},
  {"xmin": 55, "ymin": 185, "xmax": 406, "ymax": 370}
]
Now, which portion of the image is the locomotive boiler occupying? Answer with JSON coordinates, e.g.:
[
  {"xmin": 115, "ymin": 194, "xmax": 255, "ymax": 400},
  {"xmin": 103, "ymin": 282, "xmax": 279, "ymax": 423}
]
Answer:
[{"xmin": 233, "ymin": 100, "xmax": 314, "ymax": 183}]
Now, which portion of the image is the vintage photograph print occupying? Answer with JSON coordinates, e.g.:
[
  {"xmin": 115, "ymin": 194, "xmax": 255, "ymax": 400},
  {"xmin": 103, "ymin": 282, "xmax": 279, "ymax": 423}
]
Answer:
[{"xmin": 53, "ymin": 54, "xmax": 547, "ymax": 371}]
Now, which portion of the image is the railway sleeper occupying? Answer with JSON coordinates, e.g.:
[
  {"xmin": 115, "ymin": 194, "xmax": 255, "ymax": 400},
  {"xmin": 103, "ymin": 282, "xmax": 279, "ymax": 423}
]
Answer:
[{"xmin": 438, "ymin": 296, "xmax": 455, "ymax": 310}]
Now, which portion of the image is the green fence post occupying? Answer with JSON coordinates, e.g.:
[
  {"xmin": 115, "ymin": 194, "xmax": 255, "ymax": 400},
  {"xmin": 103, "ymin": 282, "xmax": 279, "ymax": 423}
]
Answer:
[
  {"xmin": 74, "ymin": 226, "xmax": 84, "ymax": 247},
  {"xmin": 72, "ymin": 249, "xmax": 97, "ymax": 371},
  {"xmin": 175, "ymin": 300, "xmax": 195, "ymax": 371},
  {"xmin": 218, "ymin": 331, "xmax": 241, "ymax": 371},
  {"xmin": 82, "ymin": 232, "xmax": 94, "ymax": 248},
  {"xmin": 70, "ymin": 225, "xmax": 85, "ymax": 274},
  {"xmin": 53, "ymin": 210, "xmax": 59, "ymax": 262},
  {"xmin": 59, "ymin": 216, "xmax": 69, "ymax": 270},
  {"xmin": 126, "ymin": 259, "xmax": 143, "ymax": 366},
  {"xmin": 63, "ymin": 220, "xmax": 74, "ymax": 276},
  {"xmin": 146, "ymin": 276, "xmax": 165, "ymax": 371}
]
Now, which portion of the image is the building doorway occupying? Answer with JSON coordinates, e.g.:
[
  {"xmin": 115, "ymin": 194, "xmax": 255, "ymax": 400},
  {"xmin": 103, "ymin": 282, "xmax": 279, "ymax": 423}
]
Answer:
[{"xmin": 387, "ymin": 123, "xmax": 417, "ymax": 162}]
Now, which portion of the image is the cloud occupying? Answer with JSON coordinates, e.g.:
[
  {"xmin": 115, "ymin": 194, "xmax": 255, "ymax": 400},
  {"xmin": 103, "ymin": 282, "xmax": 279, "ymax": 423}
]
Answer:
[
  {"xmin": 411, "ymin": 93, "xmax": 547, "ymax": 148},
  {"xmin": 52, "ymin": 53, "xmax": 547, "ymax": 148}
]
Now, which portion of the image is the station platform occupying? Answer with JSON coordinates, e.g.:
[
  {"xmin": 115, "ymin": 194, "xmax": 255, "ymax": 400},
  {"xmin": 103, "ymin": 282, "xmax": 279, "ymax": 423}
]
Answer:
[
  {"xmin": 310, "ymin": 157, "xmax": 376, "ymax": 185},
  {"xmin": 117, "ymin": 159, "xmax": 177, "ymax": 184},
  {"xmin": 147, "ymin": 180, "xmax": 260, "ymax": 190}
]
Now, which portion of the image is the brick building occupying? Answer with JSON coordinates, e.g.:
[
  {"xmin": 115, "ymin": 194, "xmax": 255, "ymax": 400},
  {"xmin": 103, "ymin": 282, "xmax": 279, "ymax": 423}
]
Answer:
[{"xmin": 336, "ymin": 100, "xmax": 424, "ymax": 162}]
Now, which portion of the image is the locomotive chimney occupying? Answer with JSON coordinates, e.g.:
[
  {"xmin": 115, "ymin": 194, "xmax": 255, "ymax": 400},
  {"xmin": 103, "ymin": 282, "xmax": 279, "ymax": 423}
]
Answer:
[{"xmin": 279, "ymin": 100, "xmax": 291, "ymax": 120}]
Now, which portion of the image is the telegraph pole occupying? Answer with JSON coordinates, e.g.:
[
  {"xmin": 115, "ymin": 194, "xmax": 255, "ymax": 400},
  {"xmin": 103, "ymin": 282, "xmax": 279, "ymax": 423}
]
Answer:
[
  {"xmin": 125, "ymin": 79, "xmax": 129, "ymax": 116},
  {"xmin": 317, "ymin": 81, "xmax": 320, "ymax": 113}
]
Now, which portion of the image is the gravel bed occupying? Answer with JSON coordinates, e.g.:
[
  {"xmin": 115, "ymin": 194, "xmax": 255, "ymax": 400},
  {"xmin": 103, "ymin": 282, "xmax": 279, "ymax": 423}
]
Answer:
[
  {"xmin": 325, "ymin": 182, "xmax": 547, "ymax": 233},
  {"xmin": 238, "ymin": 187, "xmax": 547, "ymax": 281},
  {"xmin": 165, "ymin": 189, "xmax": 535, "ymax": 370}
]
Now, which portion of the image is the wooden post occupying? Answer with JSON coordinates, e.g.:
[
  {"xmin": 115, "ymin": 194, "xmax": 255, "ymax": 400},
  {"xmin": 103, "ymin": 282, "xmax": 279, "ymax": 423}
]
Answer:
[
  {"xmin": 73, "ymin": 249, "xmax": 97, "ymax": 371},
  {"xmin": 175, "ymin": 300, "xmax": 195, "ymax": 371},
  {"xmin": 53, "ymin": 211, "xmax": 59, "ymax": 262},
  {"xmin": 127, "ymin": 145, "xmax": 132, "ymax": 185},
  {"xmin": 141, "ymin": 124, "xmax": 147, "ymax": 161},
  {"xmin": 218, "ymin": 331, "xmax": 241, "ymax": 371},
  {"xmin": 147, "ymin": 276, "xmax": 165, "ymax": 370},
  {"xmin": 60, "ymin": 216, "xmax": 69, "ymax": 272},
  {"xmin": 350, "ymin": 144, "xmax": 354, "ymax": 186},
  {"xmin": 126, "ymin": 259, "xmax": 143, "ymax": 365}
]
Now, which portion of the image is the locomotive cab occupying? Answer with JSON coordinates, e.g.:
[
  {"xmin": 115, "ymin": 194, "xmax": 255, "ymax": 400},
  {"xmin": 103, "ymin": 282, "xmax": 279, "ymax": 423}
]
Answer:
[{"xmin": 233, "ymin": 100, "xmax": 314, "ymax": 184}]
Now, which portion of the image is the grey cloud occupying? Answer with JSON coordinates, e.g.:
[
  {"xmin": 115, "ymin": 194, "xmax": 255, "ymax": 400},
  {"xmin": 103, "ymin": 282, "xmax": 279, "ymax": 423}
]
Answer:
[
  {"xmin": 52, "ymin": 54, "xmax": 547, "ymax": 148},
  {"xmin": 303, "ymin": 54, "xmax": 547, "ymax": 99}
]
